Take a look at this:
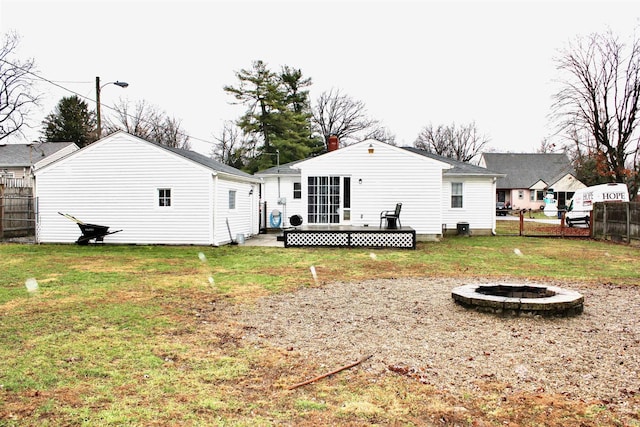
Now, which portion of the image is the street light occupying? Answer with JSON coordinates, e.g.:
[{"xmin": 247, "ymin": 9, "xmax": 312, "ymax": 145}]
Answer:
[{"xmin": 95, "ymin": 76, "xmax": 129, "ymax": 139}]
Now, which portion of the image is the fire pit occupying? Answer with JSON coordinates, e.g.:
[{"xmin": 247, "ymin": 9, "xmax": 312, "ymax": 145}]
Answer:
[{"xmin": 451, "ymin": 283, "xmax": 583, "ymax": 316}]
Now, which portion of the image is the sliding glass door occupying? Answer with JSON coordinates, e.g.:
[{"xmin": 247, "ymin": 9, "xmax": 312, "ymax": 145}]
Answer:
[{"xmin": 307, "ymin": 176, "xmax": 340, "ymax": 224}]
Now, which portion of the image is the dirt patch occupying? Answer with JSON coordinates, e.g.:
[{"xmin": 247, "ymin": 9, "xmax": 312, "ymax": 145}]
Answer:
[{"xmin": 234, "ymin": 277, "xmax": 640, "ymax": 419}]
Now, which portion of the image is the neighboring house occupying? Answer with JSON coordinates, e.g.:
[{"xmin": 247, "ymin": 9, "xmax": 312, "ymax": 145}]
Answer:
[
  {"xmin": 479, "ymin": 152, "xmax": 586, "ymax": 210},
  {"xmin": 256, "ymin": 139, "xmax": 504, "ymax": 239},
  {"xmin": 0, "ymin": 142, "xmax": 78, "ymax": 187},
  {"xmin": 35, "ymin": 131, "xmax": 261, "ymax": 245}
]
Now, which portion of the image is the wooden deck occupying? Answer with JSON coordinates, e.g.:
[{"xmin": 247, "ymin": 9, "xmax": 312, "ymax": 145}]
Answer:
[{"xmin": 283, "ymin": 225, "xmax": 416, "ymax": 249}]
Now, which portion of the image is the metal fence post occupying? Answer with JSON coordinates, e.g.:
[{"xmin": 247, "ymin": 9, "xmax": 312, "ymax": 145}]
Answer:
[{"xmin": 0, "ymin": 184, "xmax": 4, "ymax": 239}]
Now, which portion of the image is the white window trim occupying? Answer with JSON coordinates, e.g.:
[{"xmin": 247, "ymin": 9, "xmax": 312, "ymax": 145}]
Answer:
[
  {"xmin": 451, "ymin": 182, "xmax": 464, "ymax": 209},
  {"xmin": 293, "ymin": 182, "xmax": 301, "ymax": 199}
]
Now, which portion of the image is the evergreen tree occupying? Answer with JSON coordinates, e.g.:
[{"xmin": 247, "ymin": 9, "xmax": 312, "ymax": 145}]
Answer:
[
  {"xmin": 224, "ymin": 60, "xmax": 322, "ymax": 173},
  {"xmin": 41, "ymin": 95, "xmax": 96, "ymax": 147}
]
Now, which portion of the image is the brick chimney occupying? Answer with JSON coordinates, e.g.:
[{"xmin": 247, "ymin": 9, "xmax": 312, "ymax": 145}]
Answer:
[{"xmin": 328, "ymin": 134, "xmax": 339, "ymax": 152}]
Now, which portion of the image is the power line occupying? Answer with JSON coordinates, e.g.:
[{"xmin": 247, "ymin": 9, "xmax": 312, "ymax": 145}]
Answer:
[{"xmin": 0, "ymin": 58, "xmax": 218, "ymax": 148}]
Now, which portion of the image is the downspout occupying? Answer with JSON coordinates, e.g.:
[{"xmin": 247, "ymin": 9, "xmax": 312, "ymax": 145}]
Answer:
[
  {"xmin": 212, "ymin": 173, "xmax": 218, "ymax": 246},
  {"xmin": 276, "ymin": 149, "xmax": 281, "ymax": 199},
  {"xmin": 492, "ymin": 176, "xmax": 497, "ymax": 236}
]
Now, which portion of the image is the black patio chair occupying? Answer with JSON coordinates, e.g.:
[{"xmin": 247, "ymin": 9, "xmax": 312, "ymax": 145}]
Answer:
[{"xmin": 380, "ymin": 203, "xmax": 402, "ymax": 229}]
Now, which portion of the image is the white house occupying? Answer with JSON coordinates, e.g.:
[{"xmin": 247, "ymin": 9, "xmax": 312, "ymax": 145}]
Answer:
[
  {"xmin": 256, "ymin": 140, "xmax": 503, "ymax": 239},
  {"xmin": 35, "ymin": 132, "xmax": 261, "ymax": 245}
]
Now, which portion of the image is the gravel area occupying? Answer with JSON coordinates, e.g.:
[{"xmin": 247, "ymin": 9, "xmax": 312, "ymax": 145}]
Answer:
[{"xmin": 237, "ymin": 277, "xmax": 639, "ymax": 410}]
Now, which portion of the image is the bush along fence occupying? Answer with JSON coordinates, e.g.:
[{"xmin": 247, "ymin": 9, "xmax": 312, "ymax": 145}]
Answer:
[
  {"xmin": 0, "ymin": 185, "xmax": 36, "ymax": 239},
  {"xmin": 592, "ymin": 202, "xmax": 640, "ymax": 245}
]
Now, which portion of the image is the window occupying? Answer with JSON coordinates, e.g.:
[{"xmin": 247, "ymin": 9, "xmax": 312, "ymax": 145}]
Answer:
[
  {"xmin": 530, "ymin": 190, "xmax": 544, "ymax": 201},
  {"xmin": 228, "ymin": 190, "xmax": 236, "ymax": 209},
  {"xmin": 343, "ymin": 177, "xmax": 351, "ymax": 209},
  {"xmin": 451, "ymin": 182, "xmax": 463, "ymax": 208},
  {"xmin": 293, "ymin": 182, "xmax": 301, "ymax": 199},
  {"xmin": 158, "ymin": 189, "xmax": 171, "ymax": 207},
  {"xmin": 343, "ymin": 177, "xmax": 351, "ymax": 221}
]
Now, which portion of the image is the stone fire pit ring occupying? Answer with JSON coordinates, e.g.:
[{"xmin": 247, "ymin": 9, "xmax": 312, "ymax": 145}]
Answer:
[{"xmin": 451, "ymin": 283, "xmax": 584, "ymax": 317}]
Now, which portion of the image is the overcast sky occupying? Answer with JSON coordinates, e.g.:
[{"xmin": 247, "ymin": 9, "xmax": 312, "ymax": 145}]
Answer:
[{"xmin": 2, "ymin": 0, "xmax": 639, "ymax": 156}]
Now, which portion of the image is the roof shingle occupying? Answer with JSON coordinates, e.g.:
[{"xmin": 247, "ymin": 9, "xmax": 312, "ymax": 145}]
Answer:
[
  {"xmin": 481, "ymin": 153, "xmax": 575, "ymax": 189},
  {"xmin": 0, "ymin": 142, "xmax": 77, "ymax": 167}
]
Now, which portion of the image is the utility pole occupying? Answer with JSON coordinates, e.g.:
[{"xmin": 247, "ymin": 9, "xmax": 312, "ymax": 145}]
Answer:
[
  {"xmin": 95, "ymin": 76, "xmax": 129, "ymax": 140},
  {"xmin": 95, "ymin": 76, "xmax": 102, "ymax": 140}
]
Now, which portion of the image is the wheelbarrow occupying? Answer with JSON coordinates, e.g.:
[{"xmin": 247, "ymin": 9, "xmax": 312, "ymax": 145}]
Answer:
[{"xmin": 58, "ymin": 212, "xmax": 122, "ymax": 245}]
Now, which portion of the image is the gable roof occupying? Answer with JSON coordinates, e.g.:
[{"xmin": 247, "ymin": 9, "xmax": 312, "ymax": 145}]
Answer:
[
  {"xmin": 159, "ymin": 143, "xmax": 257, "ymax": 181},
  {"xmin": 402, "ymin": 147, "xmax": 503, "ymax": 177},
  {"xmin": 34, "ymin": 132, "xmax": 259, "ymax": 182},
  {"xmin": 480, "ymin": 152, "xmax": 575, "ymax": 189},
  {"xmin": 253, "ymin": 142, "xmax": 503, "ymax": 178},
  {"xmin": 292, "ymin": 139, "xmax": 455, "ymax": 170},
  {"xmin": 254, "ymin": 158, "xmax": 306, "ymax": 176},
  {"xmin": 0, "ymin": 142, "xmax": 78, "ymax": 167}
]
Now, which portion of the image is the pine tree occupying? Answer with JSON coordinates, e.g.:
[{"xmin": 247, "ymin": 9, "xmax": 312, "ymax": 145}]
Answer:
[
  {"xmin": 41, "ymin": 96, "xmax": 96, "ymax": 147},
  {"xmin": 224, "ymin": 60, "xmax": 322, "ymax": 172}
]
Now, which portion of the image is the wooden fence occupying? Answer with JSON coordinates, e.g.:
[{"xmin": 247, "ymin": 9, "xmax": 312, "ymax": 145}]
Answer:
[
  {"xmin": 0, "ymin": 185, "xmax": 36, "ymax": 239},
  {"xmin": 592, "ymin": 202, "xmax": 640, "ymax": 245}
]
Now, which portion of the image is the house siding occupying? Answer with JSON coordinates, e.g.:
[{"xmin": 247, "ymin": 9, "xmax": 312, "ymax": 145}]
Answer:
[
  {"xmin": 36, "ymin": 133, "xmax": 218, "ymax": 245},
  {"xmin": 214, "ymin": 176, "xmax": 258, "ymax": 244},
  {"xmin": 259, "ymin": 175, "xmax": 303, "ymax": 228},
  {"xmin": 553, "ymin": 174, "xmax": 585, "ymax": 192},
  {"xmin": 442, "ymin": 176, "xmax": 496, "ymax": 233}
]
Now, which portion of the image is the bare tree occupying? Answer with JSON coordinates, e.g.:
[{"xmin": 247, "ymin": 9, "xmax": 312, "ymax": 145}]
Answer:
[
  {"xmin": 152, "ymin": 116, "xmax": 191, "ymax": 150},
  {"xmin": 537, "ymin": 138, "xmax": 560, "ymax": 153},
  {"xmin": 0, "ymin": 31, "xmax": 41, "ymax": 141},
  {"xmin": 105, "ymin": 99, "xmax": 190, "ymax": 150},
  {"xmin": 363, "ymin": 126, "xmax": 396, "ymax": 145},
  {"xmin": 211, "ymin": 120, "xmax": 252, "ymax": 169},
  {"xmin": 414, "ymin": 122, "xmax": 490, "ymax": 163},
  {"xmin": 552, "ymin": 29, "xmax": 640, "ymax": 199},
  {"xmin": 563, "ymin": 122, "xmax": 616, "ymax": 186},
  {"xmin": 312, "ymin": 88, "xmax": 382, "ymax": 147}
]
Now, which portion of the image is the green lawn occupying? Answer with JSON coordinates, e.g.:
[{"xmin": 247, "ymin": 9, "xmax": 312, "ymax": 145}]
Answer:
[{"xmin": 1, "ymin": 238, "xmax": 638, "ymax": 426}]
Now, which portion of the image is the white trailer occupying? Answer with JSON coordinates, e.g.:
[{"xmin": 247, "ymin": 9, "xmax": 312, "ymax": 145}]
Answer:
[{"xmin": 566, "ymin": 183, "xmax": 629, "ymax": 227}]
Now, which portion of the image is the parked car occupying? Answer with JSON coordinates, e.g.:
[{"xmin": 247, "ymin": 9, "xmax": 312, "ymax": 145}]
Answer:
[{"xmin": 496, "ymin": 202, "xmax": 509, "ymax": 216}]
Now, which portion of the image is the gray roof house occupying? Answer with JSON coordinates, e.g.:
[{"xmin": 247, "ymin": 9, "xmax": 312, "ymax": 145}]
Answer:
[
  {"xmin": 479, "ymin": 152, "xmax": 586, "ymax": 210},
  {"xmin": 403, "ymin": 147, "xmax": 503, "ymax": 177},
  {"xmin": 0, "ymin": 142, "xmax": 79, "ymax": 187}
]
